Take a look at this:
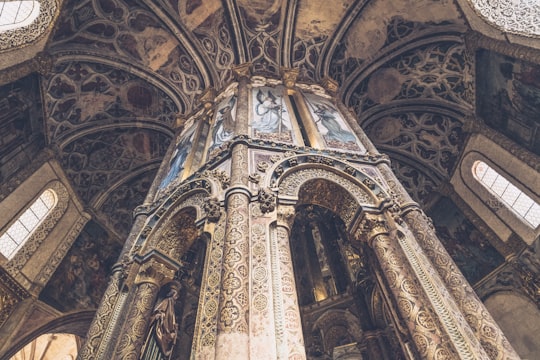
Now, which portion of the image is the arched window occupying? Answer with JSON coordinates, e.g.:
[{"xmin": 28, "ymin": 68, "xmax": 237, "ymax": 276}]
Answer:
[
  {"xmin": 0, "ymin": 188, "xmax": 57, "ymax": 259},
  {"xmin": 473, "ymin": 161, "xmax": 539, "ymax": 228},
  {"xmin": 0, "ymin": 1, "xmax": 40, "ymax": 32}
]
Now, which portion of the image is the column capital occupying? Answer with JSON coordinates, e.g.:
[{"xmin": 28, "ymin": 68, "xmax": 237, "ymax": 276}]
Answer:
[
  {"xmin": 355, "ymin": 212, "xmax": 389, "ymax": 246},
  {"xmin": 280, "ymin": 67, "xmax": 300, "ymax": 88},
  {"xmin": 134, "ymin": 255, "xmax": 177, "ymax": 287},
  {"xmin": 233, "ymin": 63, "xmax": 252, "ymax": 80},
  {"xmin": 277, "ymin": 204, "xmax": 296, "ymax": 229}
]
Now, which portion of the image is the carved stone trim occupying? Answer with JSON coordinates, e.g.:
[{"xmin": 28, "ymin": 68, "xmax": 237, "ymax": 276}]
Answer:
[{"xmin": 465, "ymin": 31, "xmax": 540, "ymax": 64}]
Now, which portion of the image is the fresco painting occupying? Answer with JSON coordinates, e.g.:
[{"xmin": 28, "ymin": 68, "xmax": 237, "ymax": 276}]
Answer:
[
  {"xmin": 40, "ymin": 221, "xmax": 121, "ymax": 312},
  {"xmin": 208, "ymin": 95, "xmax": 236, "ymax": 156},
  {"xmin": 160, "ymin": 122, "xmax": 197, "ymax": 188},
  {"xmin": 304, "ymin": 93, "xmax": 362, "ymax": 151},
  {"xmin": 251, "ymin": 86, "xmax": 294, "ymax": 144},
  {"xmin": 428, "ymin": 197, "xmax": 504, "ymax": 285},
  {"xmin": 477, "ymin": 50, "xmax": 540, "ymax": 155}
]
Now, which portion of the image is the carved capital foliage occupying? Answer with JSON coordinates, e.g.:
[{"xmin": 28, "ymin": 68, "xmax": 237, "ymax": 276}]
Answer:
[
  {"xmin": 232, "ymin": 63, "xmax": 252, "ymax": 80},
  {"xmin": 135, "ymin": 258, "xmax": 176, "ymax": 287},
  {"xmin": 258, "ymin": 187, "xmax": 276, "ymax": 214},
  {"xmin": 281, "ymin": 67, "xmax": 300, "ymax": 88},
  {"xmin": 204, "ymin": 197, "xmax": 222, "ymax": 223},
  {"xmin": 277, "ymin": 205, "xmax": 296, "ymax": 229},
  {"xmin": 356, "ymin": 213, "xmax": 389, "ymax": 246},
  {"xmin": 321, "ymin": 76, "xmax": 339, "ymax": 96}
]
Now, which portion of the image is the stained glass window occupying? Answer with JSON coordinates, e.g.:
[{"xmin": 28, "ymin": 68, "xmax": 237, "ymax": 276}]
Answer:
[
  {"xmin": 0, "ymin": 188, "xmax": 57, "ymax": 259},
  {"xmin": 473, "ymin": 161, "xmax": 540, "ymax": 228}
]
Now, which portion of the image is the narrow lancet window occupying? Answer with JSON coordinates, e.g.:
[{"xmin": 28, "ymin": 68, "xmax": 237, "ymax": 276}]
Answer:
[
  {"xmin": 0, "ymin": 188, "xmax": 57, "ymax": 259},
  {"xmin": 473, "ymin": 161, "xmax": 539, "ymax": 228}
]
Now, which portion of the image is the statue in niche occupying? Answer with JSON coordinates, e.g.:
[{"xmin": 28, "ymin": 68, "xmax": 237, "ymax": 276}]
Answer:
[{"xmin": 141, "ymin": 282, "xmax": 180, "ymax": 360}]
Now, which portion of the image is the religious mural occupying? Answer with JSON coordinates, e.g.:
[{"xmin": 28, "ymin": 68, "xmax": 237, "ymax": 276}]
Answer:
[
  {"xmin": 160, "ymin": 122, "xmax": 197, "ymax": 189},
  {"xmin": 251, "ymin": 86, "xmax": 295, "ymax": 144},
  {"xmin": 428, "ymin": 197, "xmax": 504, "ymax": 285},
  {"xmin": 40, "ymin": 221, "xmax": 121, "ymax": 312},
  {"xmin": 477, "ymin": 49, "xmax": 540, "ymax": 156},
  {"xmin": 303, "ymin": 93, "xmax": 362, "ymax": 152},
  {"xmin": 208, "ymin": 95, "xmax": 236, "ymax": 157}
]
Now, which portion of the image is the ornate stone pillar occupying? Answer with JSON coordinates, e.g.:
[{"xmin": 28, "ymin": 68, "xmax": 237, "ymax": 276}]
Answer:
[
  {"xmin": 114, "ymin": 257, "xmax": 176, "ymax": 360},
  {"xmin": 272, "ymin": 205, "xmax": 306, "ymax": 359},
  {"xmin": 356, "ymin": 211, "xmax": 489, "ymax": 360},
  {"xmin": 78, "ymin": 267, "xmax": 124, "ymax": 360},
  {"xmin": 403, "ymin": 208, "xmax": 521, "ymax": 360},
  {"xmin": 215, "ymin": 64, "xmax": 251, "ymax": 359}
]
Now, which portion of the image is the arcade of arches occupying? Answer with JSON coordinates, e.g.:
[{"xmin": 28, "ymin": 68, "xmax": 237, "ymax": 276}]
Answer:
[{"xmin": 0, "ymin": 1, "xmax": 539, "ymax": 359}]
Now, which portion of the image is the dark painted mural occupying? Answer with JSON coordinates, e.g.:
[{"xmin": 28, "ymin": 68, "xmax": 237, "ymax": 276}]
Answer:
[
  {"xmin": 477, "ymin": 49, "xmax": 540, "ymax": 155},
  {"xmin": 428, "ymin": 197, "xmax": 504, "ymax": 285},
  {"xmin": 40, "ymin": 221, "xmax": 122, "ymax": 312},
  {"xmin": 0, "ymin": 74, "xmax": 45, "ymax": 182}
]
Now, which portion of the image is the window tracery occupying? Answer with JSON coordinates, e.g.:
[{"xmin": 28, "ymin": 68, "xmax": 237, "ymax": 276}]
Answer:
[
  {"xmin": 0, "ymin": 188, "xmax": 57, "ymax": 259},
  {"xmin": 473, "ymin": 160, "xmax": 539, "ymax": 228}
]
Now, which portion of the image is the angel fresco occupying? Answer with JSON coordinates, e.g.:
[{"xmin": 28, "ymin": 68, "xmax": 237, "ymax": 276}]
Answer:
[
  {"xmin": 253, "ymin": 89, "xmax": 292, "ymax": 142},
  {"xmin": 313, "ymin": 103, "xmax": 356, "ymax": 144},
  {"xmin": 304, "ymin": 93, "xmax": 361, "ymax": 151},
  {"xmin": 209, "ymin": 96, "xmax": 236, "ymax": 152},
  {"xmin": 159, "ymin": 126, "xmax": 195, "ymax": 188}
]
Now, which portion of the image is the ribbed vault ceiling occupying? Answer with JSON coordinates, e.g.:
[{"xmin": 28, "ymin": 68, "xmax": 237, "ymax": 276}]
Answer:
[{"xmin": 39, "ymin": 0, "xmax": 476, "ymax": 238}]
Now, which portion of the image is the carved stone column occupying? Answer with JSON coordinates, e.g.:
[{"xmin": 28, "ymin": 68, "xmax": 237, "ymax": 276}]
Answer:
[
  {"xmin": 403, "ymin": 208, "xmax": 521, "ymax": 360},
  {"xmin": 114, "ymin": 257, "xmax": 176, "ymax": 360},
  {"xmin": 357, "ymin": 212, "xmax": 477, "ymax": 360},
  {"xmin": 272, "ymin": 205, "xmax": 306, "ymax": 359},
  {"xmin": 78, "ymin": 267, "xmax": 124, "ymax": 360},
  {"xmin": 215, "ymin": 64, "xmax": 252, "ymax": 359}
]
